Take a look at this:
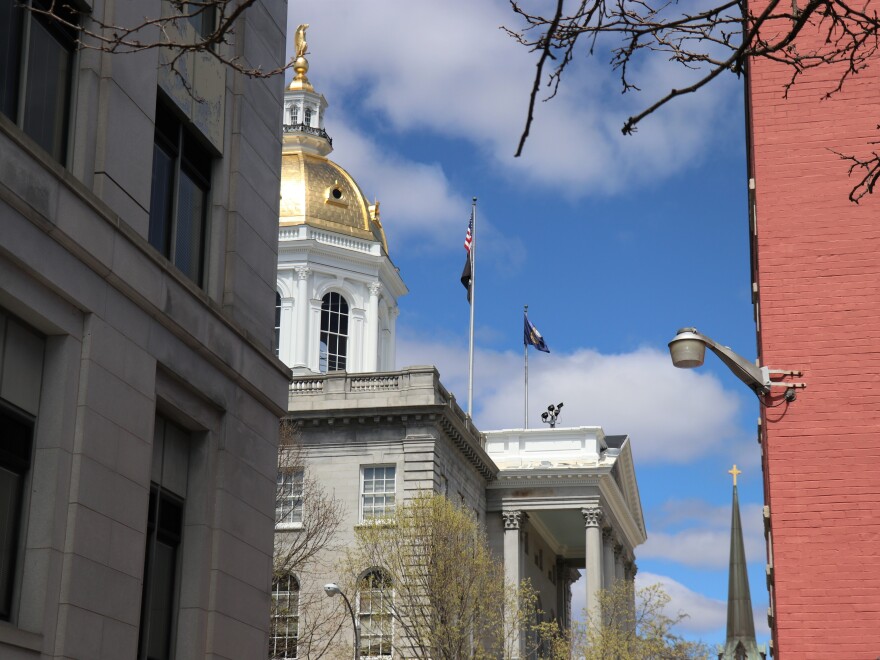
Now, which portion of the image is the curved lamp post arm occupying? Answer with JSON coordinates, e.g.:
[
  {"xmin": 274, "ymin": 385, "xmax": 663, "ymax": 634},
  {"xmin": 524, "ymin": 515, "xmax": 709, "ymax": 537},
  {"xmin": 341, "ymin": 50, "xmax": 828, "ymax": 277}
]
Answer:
[
  {"xmin": 669, "ymin": 328, "xmax": 771, "ymax": 396},
  {"xmin": 325, "ymin": 583, "xmax": 360, "ymax": 660}
]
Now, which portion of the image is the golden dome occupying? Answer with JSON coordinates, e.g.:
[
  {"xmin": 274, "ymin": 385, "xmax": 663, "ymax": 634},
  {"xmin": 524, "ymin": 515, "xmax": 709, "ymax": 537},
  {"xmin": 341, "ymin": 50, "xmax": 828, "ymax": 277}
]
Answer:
[{"xmin": 280, "ymin": 151, "xmax": 389, "ymax": 254}]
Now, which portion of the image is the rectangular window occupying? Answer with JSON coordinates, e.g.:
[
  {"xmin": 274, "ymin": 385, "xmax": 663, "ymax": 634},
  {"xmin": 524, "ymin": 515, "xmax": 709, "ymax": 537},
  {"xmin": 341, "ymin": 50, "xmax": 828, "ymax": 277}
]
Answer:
[
  {"xmin": 139, "ymin": 416, "xmax": 189, "ymax": 660},
  {"xmin": 184, "ymin": 2, "xmax": 216, "ymax": 39},
  {"xmin": 148, "ymin": 98, "xmax": 212, "ymax": 286},
  {"xmin": 358, "ymin": 572, "xmax": 392, "ymax": 658},
  {"xmin": 0, "ymin": 0, "xmax": 77, "ymax": 162},
  {"xmin": 361, "ymin": 466, "xmax": 395, "ymax": 522},
  {"xmin": 0, "ymin": 407, "xmax": 32, "ymax": 622},
  {"xmin": 270, "ymin": 574, "xmax": 299, "ymax": 659},
  {"xmin": 275, "ymin": 468, "xmax": 304, "ymax": 528}
]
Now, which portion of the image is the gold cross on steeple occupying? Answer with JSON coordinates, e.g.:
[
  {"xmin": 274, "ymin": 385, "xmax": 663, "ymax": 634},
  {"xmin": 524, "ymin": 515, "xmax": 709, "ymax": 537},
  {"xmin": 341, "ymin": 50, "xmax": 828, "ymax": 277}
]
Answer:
[{"xmin": 728, "ymin": 464, "xmax": 742, "ymax": 486}]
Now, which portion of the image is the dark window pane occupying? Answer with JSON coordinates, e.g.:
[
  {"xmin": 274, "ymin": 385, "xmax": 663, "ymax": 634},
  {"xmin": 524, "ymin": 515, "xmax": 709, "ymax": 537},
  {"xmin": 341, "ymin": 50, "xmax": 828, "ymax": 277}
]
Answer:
[
  {"xmin": 140, "ymin": 487, "xmax": 183, "ymax": 660},
  {"xmin": 0, "ymin": 0, "xmax": 23, "ymax": 121},
  {"xmin": 186, "ymin": 3, "xmax": 215, "ymax": 38},
  {"xmin": 0, "ymin": 409, "xmax": 32, "ymax": 622},
  {"xmin": 22, "ymin": 17, "xmax": 73, "ymax": 161},
  {"xmin": 175, "ymin": 170, "xmax": 206, "ymax": 284},
  {"xmin": 145, "ymin": 540, "xmax": 177, "ymax": 660},
  {"xmin": 148, "ymin": 143, "xmax": 175, "ymax": 256},
  {"xmin": 0, "ymin": 466, "xmax": 23, "ymax": 621}
]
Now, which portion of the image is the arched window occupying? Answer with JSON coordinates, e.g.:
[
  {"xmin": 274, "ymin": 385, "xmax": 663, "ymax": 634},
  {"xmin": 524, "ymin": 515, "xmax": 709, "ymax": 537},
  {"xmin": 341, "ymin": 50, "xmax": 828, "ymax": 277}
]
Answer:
[
  {"xmin": 304, "ymin": 107, "xmax": 312, "ymax": 127},
  {"xmin": 358, "ymin": 570, "xmax": 392, "ymax": 658},
  {"xmin": 275, "ymin": 291, "xmax": 282, "ymax": 357},
  {"xmin": 291, "ymin": 105, "xmax": 299, "ymax": 125},
  {"xmin": 319, "ymin": 292, "xmax": 348, "ymax": 372},
  {"xmin": 270, "ymin": 574, "xmax": 300, "ymax": 659}
]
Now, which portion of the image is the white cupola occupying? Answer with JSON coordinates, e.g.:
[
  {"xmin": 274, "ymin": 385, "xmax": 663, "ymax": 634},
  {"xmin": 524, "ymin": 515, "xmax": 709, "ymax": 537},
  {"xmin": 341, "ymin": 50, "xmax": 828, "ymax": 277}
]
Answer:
[{"xmin": 275, "ymin": 26, "xmax": 407, "ymax": 375}]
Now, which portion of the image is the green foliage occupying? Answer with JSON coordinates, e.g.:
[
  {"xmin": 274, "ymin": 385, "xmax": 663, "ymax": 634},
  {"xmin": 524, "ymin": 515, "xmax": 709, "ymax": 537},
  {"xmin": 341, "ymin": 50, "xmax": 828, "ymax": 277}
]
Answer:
[
  {"xmin": 347, "ymin": 493, "xmax": 564, "ymax": 660},
  {"xmin": 570, "ymin": 582, "xmax": 712, "ymax": 660}
]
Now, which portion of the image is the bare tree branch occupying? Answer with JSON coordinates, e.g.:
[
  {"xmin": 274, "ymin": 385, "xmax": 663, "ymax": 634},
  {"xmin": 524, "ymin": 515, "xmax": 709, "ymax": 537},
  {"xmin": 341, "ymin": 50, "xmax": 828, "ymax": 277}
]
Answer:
[
  {"xmin": 29, "ymin": 0, "xmax": 294, "ymax": 99},
  {"xmin": 505, "ymin": 0, "xmax": 880, "ymax": 199}
]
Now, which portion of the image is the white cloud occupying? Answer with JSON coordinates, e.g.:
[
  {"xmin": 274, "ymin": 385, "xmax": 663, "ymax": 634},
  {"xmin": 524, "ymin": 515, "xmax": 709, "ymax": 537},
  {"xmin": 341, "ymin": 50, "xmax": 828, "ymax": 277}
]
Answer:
[
  {"xmin": 327, "ymin": 120, "xmax": 529, "ymax": 263},
  {"xmin": 640, "ymin": 500, "xmax": 765, "ymax": 569},
  {"xmin": 327, "ymin": 120, "xmax": 466, "ymax": 249},
  {"xmin": 569, "ymin": 571, "xmax": 767, "ymax": 638},
  {"xmin": 288, "ymin": 0, "xmax": 739, "ymax": 197},
  {"xmin": 637, "ymin": 572, "xmax": 728, "ymax": 633},
  {"xmin": 396, "ymin": 337, "xmax": 745, "ymax": 463}
]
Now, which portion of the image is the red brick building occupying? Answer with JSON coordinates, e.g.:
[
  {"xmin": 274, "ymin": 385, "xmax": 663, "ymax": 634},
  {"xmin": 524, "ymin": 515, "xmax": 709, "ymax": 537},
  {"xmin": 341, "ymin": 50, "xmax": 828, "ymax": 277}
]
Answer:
[{"xmin": 746, "ymin": 7, "xmax": 880, "ymax": 657}]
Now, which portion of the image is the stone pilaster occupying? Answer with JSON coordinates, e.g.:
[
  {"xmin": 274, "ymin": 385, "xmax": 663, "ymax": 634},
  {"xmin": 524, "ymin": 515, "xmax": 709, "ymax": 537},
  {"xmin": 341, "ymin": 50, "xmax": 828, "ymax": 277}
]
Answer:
[
  {"xmin": 365, "ymin": 282, "xmax": 381, "ymax": 371},
  {"xmin": 502, "ymin": 510, "xmax": 526, "ymax": 659},
  {"xmin": 293, "ymin": 266, "xmax": 310, "ymax": 367}
]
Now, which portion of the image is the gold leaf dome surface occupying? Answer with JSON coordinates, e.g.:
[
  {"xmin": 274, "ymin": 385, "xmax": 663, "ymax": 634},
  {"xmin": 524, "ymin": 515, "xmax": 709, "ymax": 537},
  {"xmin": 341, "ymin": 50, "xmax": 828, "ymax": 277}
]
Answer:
[{"xmin": 280, "ymin": 151, "xmax": 388, "ymax": 253}]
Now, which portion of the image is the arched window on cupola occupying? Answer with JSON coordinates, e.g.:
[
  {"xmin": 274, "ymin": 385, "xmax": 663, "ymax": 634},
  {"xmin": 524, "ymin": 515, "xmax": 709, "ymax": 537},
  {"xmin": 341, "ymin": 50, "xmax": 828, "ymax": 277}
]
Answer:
[
  {"xmin": 291, "ymin": 104, "xmax": 299, "ymax": 125},
  {"xmin": 319, "ymin": 292, "xmax": 348, "ymax": 372},
  {"xmin": 304, "ymin": 107, "xmax": 312, "ymax": 127},
  {"xmin": 274, "ymin": 291, "xmax": 282, "ymax": 357}
]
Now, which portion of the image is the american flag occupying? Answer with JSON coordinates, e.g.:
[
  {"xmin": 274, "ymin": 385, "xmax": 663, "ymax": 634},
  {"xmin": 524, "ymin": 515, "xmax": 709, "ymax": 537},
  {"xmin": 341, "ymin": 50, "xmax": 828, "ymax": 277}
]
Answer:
[{"xmin": 464, "ymin": 215, "xmax": 473, "ymax": 253}]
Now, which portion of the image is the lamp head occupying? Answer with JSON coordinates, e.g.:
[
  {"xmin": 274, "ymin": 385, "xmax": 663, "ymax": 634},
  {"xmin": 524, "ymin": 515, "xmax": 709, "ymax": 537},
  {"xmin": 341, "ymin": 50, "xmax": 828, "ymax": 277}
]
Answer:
[
  {"xmin": 668, "ymin": 327, "xmax": 706, "ymax": 369},
  {"xmin": 324, "ymin": 583, "xmax": 341, "ymax": 597}
]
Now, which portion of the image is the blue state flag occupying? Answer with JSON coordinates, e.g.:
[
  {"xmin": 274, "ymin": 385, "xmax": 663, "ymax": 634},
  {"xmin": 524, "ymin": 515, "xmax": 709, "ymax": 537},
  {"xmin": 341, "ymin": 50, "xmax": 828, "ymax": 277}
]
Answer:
[{"xmin": 524, "ymin": 314, "xmax": 550, "ymax": 353}]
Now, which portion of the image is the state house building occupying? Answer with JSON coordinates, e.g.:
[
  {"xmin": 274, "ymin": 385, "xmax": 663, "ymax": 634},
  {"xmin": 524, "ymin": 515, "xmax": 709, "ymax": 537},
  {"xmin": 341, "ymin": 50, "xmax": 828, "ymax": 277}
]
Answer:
[{"xmin": 270, "ymin": 45, "xmax": 647, "ymax": 659}]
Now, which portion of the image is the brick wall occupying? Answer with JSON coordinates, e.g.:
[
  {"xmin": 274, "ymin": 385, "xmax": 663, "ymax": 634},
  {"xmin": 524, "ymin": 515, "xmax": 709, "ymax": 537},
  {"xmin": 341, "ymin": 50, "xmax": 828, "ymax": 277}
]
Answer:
[{"xmin": 748, "ymin": 5, "xmax": 880, "ymax": 657}]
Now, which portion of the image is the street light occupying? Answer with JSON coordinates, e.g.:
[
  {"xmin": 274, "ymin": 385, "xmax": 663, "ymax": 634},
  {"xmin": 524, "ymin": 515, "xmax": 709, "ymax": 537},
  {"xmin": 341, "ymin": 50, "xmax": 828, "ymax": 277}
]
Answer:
[
  {"xmin": 541, "ymin": 402, "xmax": 563, "ymax": 428},
  {"xmin": 668, "ymin": 327, "xmax": 805, "ymax": 400},
  {"xmin": 324, "ymin": 583, "xmax": 360, "ymax": 660}
]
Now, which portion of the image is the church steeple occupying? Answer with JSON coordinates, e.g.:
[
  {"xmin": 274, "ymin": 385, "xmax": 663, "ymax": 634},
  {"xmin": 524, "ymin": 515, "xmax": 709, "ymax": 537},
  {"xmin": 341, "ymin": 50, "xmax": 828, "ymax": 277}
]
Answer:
[{"xmin": 719, "ymin": 466, "xmax": 764, "ymax": 660}]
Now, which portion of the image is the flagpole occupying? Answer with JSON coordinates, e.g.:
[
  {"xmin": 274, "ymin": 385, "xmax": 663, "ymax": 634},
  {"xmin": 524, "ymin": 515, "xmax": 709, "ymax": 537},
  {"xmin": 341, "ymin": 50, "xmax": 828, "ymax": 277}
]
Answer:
[
  {"xmin": 467, "ymin": 197, "xmax": 477, "ymax": 417},
  {"xmin": 524, "ymin": 304, "xmax": 529, "ymax": 429}
]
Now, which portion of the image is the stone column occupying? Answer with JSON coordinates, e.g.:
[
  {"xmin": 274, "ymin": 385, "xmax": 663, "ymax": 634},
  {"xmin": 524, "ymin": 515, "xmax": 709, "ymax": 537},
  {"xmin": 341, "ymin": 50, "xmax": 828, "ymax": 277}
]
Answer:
[
  {"xmin": 555, "ymin": 557, "xmax": 566, "ymax": 629},
  {"xmin": 293, "ymin": 266, "xmax": 310, "ymax": 368},
  {"xmin": 365, "ymin": 282, "xmax": 381, "ymax": 371},
  {"xmin": 614, "ymin": 543, "xmax": 624, "ymax": 576},
  {"xmin": 602, "ymin": 527, "xmax": 617, "ymax": 592},
  {"xmin": 384, "ymin": 306, "xmax": 398, "ymax": 371},
  {"xmin": 624, "ymin": 560, "xmax": 638, "ymax": 632},
  {"xmin": 502, "ymin": 511, "xmax": 525, "ymax": 659},
  {"xmin": 582, "ymin": 506, "xmax": 603, "ymax": 626}
]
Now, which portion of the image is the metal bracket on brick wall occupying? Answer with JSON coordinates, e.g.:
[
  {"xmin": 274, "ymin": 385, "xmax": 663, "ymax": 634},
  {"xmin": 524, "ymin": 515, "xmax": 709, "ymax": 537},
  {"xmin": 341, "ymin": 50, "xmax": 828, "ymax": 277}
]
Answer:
[{"xmin": 767, "ymin": 369, "xmax": 806, "ymax": 390}]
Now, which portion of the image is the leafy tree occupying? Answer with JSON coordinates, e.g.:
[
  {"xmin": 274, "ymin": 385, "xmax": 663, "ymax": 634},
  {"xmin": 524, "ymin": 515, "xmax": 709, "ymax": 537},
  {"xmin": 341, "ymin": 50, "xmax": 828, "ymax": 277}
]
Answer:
[
  {"xmin": 346, "ymin": 492, "xmax": 563, "ymax": 659},
  {"xmin": 570, "ymin": 581, "xmax": 712, "ymax": 660},
  {"xmin": 506, "ymin": 0, "xmax": 880, "ymax": 200}
]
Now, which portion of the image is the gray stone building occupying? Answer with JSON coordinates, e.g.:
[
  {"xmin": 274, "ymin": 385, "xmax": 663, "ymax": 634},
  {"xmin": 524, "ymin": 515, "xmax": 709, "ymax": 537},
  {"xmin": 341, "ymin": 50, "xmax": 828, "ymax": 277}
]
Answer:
[
  {"xmin": 273, "ymin": 45, "xmax": 647, "ymax": 659},
  {"xmin": 0, "ymin": 1, "xmax": 289, "ymax": 658}
]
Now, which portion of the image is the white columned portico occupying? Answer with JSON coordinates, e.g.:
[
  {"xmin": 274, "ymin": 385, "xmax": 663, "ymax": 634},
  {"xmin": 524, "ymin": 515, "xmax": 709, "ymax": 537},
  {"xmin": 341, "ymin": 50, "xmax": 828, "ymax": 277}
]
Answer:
[
  {"xmin": 502, "ymin": 510, "xmax": 525, "ymax": 658},
  {"xmin": 294, "ymin": 266, "xmax": 310, "ymax": 368},
  {"xmin": 365, "ymin": 282, "xmax": 381, "ymax": 371},
  {"xmin": 582, "ymin": 506, "xmax": 603, "ymax": 624}
]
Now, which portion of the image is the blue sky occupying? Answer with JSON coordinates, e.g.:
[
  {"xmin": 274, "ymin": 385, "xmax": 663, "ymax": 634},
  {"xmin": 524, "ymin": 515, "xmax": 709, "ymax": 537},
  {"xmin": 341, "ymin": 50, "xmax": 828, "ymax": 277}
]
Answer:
[{"xmin": 288, "ymin": 0, "xmax": 768, "ymax": 647}]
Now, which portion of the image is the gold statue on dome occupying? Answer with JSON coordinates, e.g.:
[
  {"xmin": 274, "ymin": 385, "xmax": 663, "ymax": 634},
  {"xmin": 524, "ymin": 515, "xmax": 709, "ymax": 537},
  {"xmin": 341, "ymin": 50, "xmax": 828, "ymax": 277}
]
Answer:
[
  {"xmin": 289, "ymin": 23, "xmax": 313, "ymax": 90},
  {"xmin": 294, "ymin": 24, "xmax": 309, "ymax": 59}
]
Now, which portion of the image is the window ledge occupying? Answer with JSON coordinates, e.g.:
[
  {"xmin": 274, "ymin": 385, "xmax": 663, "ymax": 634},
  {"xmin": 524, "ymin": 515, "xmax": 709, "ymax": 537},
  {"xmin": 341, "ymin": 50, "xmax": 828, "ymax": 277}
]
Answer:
[
  {"xmin": 355, "ymin": 520, "xmax": 396, "ymax": 529},
  {"xmin": 275, "ymin": 522, "xmax": 303, "ymax": 532},
  {"xmin": 0, "ymin": 621, "xmax": 43, "ymax": 653}
]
